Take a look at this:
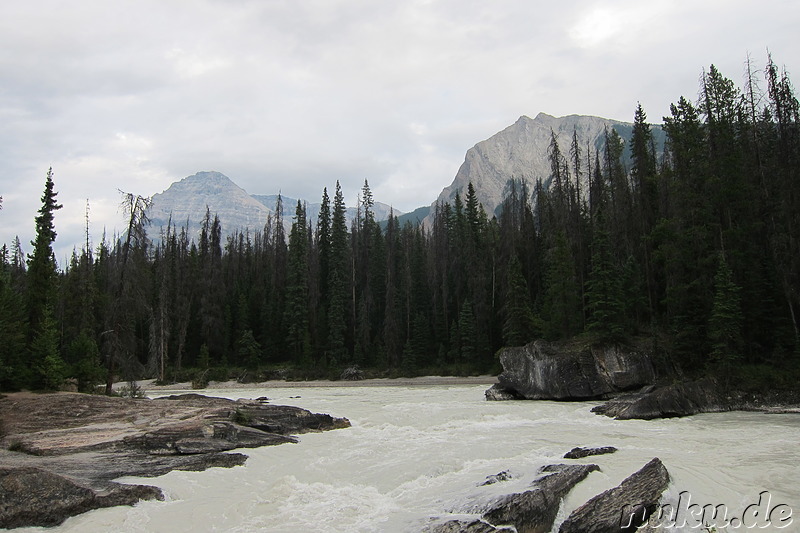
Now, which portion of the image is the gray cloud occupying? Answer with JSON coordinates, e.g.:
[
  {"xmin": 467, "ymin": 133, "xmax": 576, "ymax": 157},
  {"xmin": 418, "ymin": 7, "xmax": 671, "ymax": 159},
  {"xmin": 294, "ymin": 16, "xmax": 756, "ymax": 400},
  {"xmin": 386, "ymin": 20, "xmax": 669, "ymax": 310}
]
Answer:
[{"xmin": 1, "ymin": 0, "xmax": 798, "ymax": 263}]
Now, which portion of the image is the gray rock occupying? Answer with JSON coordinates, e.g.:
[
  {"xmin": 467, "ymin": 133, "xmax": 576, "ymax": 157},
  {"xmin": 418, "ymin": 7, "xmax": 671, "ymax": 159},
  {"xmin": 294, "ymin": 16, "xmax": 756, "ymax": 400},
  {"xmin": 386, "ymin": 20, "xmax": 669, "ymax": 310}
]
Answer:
[
  {"xmin": 482, "ymin": 463, "xmax": 600, "ymax": 533},
  {"xmin": 591, "ymin": 380, "xmax": 725, "ymax": 420},
  {"xmin": 484, "ymin": 385, "xmax": 523, "ymax": 401},
  {"xmin": 489, "ymin": 340, "xmax": 656, "ymax": 401},
  {"xmin": 480, "ymin": 470, "xmax": 513, "ymax": 486},
  {"xmin": 0, "ymin": 466, "xmax": 162, "ymax": 529},
  {"xmin": 558, "ymin": 458, "xmax": 670, "ymax": 533},
  {"xmin": 0, "ymin": 392, "xmax": 350, "ymax": 527},
  {"xmin": 563, "ymin": 446, "xmax": 618, "ymax": 459}
]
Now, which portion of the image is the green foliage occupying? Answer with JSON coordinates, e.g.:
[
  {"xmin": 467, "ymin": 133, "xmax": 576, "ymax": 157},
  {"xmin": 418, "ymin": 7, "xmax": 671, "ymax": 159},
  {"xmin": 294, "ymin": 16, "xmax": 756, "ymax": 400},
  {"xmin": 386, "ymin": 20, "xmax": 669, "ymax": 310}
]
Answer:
[
  {"xmin": 502, "ymin": 255, "xmax": 538, "ymax": 346},
  {"xmin": 708, "ymin": 253, "xmax": 744, "ymax": 383},
  {"xmin": 68, "ymin": 331, "xmax": 104, "ymax": 392},
  {"xmin": 30, "ymin": 306, "xmax": 67, "ymax": 390},
  {"xmin": 237, "ymin": 329, "xmax": 262, "ymax": 370}
]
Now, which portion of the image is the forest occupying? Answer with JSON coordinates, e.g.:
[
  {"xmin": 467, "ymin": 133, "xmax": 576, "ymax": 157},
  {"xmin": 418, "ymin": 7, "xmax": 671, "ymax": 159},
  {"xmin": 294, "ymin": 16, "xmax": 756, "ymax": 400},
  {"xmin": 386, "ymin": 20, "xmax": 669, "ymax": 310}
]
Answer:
[{"xmin": 1, "ymin": 55, "xmax": 798, "ymax": 393}]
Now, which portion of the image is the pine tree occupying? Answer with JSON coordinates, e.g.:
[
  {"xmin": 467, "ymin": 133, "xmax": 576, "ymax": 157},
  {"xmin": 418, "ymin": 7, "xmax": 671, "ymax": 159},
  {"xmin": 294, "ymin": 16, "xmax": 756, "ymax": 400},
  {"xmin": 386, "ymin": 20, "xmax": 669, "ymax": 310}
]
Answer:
[
  {"xmin": 27, "ymin": 168, "xmax": 63, "ymax": 335},
  {"xmin": 708, "ymin": 253, "xmax": 743, "ymax": 384},
  {"xmin": 31, "ymin": 305, "xmax": 67, "ymax": 390},
  {"xmin": 327, "ymin": 181, "xmax": 350, "ymax": 363},
  {"xmin": 585, "ymin": 213, "xmax": 625, "ymax": 342},
  {"xmin": 502, "ymin": 254, "xmax": 538, "ymax": 346},
  {"xmin": 285, "ymin": 200, "xmax": 311, "ymax": 363}
]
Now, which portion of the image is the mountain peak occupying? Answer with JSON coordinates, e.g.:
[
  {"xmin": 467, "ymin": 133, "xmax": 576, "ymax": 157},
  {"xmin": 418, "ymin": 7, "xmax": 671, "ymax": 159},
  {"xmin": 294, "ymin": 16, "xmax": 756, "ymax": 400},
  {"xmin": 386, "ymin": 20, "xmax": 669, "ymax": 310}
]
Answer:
[
  {"xmin": 149, "ymin": 171, "xmax": 271, "ymax": 238},
  {"xmin": 425, "ymin": 113, "xmax": 663, "ymax": 225}
]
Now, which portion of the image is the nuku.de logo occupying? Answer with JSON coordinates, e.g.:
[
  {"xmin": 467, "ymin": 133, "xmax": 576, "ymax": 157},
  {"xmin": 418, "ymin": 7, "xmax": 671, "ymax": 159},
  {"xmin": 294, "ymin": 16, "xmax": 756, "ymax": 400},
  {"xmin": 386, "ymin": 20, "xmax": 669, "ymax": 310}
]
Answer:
[{"xmin": 620, "ymin": 490, "xmax": 793, "ymax": 529}]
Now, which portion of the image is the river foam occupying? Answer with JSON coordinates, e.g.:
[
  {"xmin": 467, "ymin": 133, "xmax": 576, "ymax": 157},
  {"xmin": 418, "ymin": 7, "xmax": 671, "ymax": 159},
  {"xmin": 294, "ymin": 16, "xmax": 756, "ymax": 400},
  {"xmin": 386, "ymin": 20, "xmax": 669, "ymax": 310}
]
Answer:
[{"xmin": 21, "ymin": 384, "xmax": 800, "ymax": 532}]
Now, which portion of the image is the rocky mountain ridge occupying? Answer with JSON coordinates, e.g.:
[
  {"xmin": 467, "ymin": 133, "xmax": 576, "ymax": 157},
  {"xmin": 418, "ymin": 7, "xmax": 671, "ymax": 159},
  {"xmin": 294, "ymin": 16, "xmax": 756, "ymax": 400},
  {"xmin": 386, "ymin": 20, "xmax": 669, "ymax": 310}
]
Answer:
[{"xmin": 424, "ymin": 112, "xmax": 665, "ymax": 226}]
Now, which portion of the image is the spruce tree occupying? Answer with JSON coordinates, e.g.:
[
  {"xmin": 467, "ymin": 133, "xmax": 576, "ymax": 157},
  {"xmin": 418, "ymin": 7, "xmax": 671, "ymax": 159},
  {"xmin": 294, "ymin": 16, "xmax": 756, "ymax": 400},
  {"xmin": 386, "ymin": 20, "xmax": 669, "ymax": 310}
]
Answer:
[
  {"xmin": 502, "ymin": 254, "xmax": 538, "ymax": 346},
  {"xmin": 285, "ymin": 200, "xmax": 311, "ymax": 363},
  {"xmin": 27, "ymin": 168, "xmax": 63, "ymax": 335},
  {"xmin": 708, "ymin": 253, "xmax": 743, "ymax": 384}
]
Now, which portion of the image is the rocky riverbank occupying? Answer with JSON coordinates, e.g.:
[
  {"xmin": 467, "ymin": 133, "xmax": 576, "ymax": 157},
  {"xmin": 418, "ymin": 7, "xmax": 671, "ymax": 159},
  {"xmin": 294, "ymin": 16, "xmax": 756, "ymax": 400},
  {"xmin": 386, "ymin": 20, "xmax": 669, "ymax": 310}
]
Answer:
[
  {"xmin": 485, "ymin": 339, "xmax": 800, "ymax": 420},
  {"xmin": 0, "ymin": 392, "xmax": 350, "ymax": 529}
]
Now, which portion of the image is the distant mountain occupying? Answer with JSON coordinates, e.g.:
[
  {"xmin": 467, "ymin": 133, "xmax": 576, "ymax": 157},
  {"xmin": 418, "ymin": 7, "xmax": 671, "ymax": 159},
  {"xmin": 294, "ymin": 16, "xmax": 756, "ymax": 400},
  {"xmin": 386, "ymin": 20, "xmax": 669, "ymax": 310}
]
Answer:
[
  {"xmin": 147, "ymin": 172, "xmax": 403, "ymax": 243},
  {"xmin": 148, "ymin": 171, "xmax": 272, "ymax": 240},
  {"xmin": 424, "ymin": 113, "xmax": 665, "ymax": 225}
]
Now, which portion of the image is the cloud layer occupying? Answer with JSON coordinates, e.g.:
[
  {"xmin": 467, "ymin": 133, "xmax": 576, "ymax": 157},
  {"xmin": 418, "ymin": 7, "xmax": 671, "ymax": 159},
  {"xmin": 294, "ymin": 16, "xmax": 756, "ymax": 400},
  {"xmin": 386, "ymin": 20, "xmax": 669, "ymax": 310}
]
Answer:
[{"xmin": 1, "ymin": 0, "xmax": 798, "ymax": 262}]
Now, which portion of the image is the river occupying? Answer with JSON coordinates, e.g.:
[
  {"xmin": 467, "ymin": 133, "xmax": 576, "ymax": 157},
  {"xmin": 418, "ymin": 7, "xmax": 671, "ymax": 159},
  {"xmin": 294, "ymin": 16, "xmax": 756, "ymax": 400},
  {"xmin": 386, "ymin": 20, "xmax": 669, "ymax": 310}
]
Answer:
[{"xmin": 21, "ymin": 384, "xmax": 800, "ymax": 532}]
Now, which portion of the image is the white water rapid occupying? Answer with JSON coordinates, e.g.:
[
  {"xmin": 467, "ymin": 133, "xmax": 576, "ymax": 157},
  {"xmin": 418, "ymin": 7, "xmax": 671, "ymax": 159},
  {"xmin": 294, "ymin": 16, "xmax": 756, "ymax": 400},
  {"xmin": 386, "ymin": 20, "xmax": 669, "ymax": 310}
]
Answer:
[{"xmin": 20, "ymin": 384, "xmax": 800, "ymax": 532}]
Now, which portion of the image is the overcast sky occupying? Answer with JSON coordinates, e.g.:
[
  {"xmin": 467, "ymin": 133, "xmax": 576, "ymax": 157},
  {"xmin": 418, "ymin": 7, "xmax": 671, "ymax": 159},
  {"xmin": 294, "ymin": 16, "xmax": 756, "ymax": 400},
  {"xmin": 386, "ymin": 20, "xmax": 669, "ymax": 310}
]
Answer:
[{"xmin": 1, "ymin": 0, "xmax": 798, "ymax": 264}]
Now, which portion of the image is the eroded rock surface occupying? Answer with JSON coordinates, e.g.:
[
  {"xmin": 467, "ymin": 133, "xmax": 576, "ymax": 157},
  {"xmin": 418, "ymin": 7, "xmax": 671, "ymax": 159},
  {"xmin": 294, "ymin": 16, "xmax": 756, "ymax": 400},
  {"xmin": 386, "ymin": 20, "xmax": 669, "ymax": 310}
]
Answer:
[
  {"xmin": 486, "ymin": 340, "xmax": 657, "ymax": 401},
  {"xmin": 0, "ymin": 392, "xmax": 350, "ymax": 528},
  {"xmin": 558, "ymin": 458, "xmax": 670, "ymax": 533}
]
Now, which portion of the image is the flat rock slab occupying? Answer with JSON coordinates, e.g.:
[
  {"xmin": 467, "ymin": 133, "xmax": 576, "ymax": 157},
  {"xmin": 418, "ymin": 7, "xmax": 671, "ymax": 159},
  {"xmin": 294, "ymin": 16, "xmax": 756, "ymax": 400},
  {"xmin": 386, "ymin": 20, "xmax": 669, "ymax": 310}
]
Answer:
[{"xmin": 0, "ymin": 392, "xmax": 350, "ymax": 528}]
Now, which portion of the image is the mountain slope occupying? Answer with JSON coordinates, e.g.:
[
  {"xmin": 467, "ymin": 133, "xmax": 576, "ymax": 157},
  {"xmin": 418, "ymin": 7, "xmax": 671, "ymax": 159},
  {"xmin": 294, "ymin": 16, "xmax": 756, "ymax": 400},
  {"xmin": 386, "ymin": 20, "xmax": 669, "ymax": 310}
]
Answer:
[
  {"xmin": 425, "ymin": 113, "xmax": 664, "ymax": 223},
  {"xmin": 148, "ymin": 171, "xmax": 272, "ymax": 239}
]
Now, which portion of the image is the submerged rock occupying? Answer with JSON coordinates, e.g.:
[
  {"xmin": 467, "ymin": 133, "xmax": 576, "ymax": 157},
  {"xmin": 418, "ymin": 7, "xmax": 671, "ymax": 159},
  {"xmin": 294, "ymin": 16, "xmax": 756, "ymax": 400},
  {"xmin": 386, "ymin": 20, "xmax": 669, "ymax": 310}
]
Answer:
[
  {"xmin": 563, "ymin": 446, "xmax": 618, "ymax": 459},
  {"xmin": 486, "ymin": 340, "xmax": 656, "ymax": 401},
  {"xmin": 559, "ymin": 458, "xmax": 670, "ymax": 533},
  {"xmin": 0, "ymin": 392, "xmax": 350, "ymax": 528},
  {"xmin": 480, "ymin": 470, "xmax": 513, "ymax": 486}
]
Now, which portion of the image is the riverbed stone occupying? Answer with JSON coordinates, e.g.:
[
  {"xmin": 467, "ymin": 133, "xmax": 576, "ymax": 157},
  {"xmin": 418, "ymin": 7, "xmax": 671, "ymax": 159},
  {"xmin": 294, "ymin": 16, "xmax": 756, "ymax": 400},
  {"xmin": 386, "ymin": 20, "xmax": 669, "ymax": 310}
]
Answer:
[
  {"xmin": 558, "ymin": 457, "xmax": 670, "ymax": 533},
  {"xmin": 563, "ymin": 446, "xmax": 618, "ymax": 459}
]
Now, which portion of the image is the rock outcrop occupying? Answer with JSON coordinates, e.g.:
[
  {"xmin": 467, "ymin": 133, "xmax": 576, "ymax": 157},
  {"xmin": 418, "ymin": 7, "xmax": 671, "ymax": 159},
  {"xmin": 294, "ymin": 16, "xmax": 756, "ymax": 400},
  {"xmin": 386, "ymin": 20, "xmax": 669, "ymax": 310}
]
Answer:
[
  {"xmin": 558, "ymin": 458, "xmax": 670, "ymax": 533},
  {"xmin": 486, "ymin": 340, "xmax": 657, "ymax": 401},
  {"xmin": 591, "ymin": 379, "xmax": 727, "ymax": 420},
  {"xmin": 0, "ymin": 392, "xmax": 350, "ymax": 528}
]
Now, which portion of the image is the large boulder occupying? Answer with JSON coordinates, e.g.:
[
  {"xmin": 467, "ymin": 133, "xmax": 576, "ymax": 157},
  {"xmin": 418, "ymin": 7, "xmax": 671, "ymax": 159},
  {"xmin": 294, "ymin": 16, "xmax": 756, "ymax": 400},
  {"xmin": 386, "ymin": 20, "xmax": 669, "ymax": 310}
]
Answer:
[
  {"xmin": 487, "ymin": 340, "xmax": 657, "ymax": 401},
  {"xmin": 591, "ymin": 379, "xmax": 727, "ymax": 420},
  {"xmin": 558, "ymin": 458, "xmax": 670, "ymax": 533}
]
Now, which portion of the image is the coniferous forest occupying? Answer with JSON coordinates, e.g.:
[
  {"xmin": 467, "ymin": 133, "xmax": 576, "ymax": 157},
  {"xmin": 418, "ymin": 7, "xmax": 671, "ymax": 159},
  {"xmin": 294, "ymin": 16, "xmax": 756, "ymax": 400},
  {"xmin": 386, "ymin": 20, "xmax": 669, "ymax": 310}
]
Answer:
[{"xmin": 1, "ymin": 56, "xmax": 799, "ymax": 392}]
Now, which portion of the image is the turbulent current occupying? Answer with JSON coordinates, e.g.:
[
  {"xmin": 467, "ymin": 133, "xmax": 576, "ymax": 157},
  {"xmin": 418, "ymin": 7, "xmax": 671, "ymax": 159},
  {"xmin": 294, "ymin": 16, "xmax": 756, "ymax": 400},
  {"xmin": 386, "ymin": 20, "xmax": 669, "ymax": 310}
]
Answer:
[{"xmin": 22, "ymin": 385, "xmax": 800, "ymax": 532}]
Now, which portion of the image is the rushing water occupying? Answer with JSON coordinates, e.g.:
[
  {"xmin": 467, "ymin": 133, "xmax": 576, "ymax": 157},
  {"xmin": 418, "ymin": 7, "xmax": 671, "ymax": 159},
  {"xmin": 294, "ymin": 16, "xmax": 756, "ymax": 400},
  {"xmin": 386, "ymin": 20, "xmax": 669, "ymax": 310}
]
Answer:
[{"xmin": 22, "ymin": 385, "xmax": 800, "ymax": 532}]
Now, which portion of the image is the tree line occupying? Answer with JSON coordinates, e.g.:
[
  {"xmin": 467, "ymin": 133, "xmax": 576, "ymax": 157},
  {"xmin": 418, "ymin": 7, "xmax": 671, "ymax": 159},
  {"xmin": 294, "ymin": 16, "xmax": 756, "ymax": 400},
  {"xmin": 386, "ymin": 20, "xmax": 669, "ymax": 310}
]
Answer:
[{"xmin": 1, "ymin": 54, "xmax": 798, "ymax": 391}]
